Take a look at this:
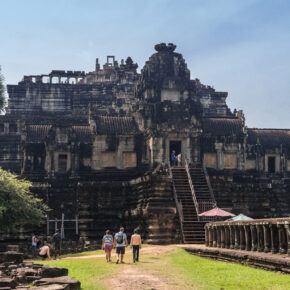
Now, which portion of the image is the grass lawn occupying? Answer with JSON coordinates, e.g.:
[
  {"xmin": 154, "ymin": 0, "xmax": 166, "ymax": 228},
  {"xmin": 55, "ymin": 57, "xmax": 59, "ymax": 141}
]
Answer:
[
  {"xmin": 39, "ymin": 246, "xmax": 290, "ymax": 290},
  {"xmin": 156, "ymin": 249, "xmax": 290, "ymax": 290},
  {"xmin": 41, "ymin": 257, "xmax": 118, "ymax": 289}
]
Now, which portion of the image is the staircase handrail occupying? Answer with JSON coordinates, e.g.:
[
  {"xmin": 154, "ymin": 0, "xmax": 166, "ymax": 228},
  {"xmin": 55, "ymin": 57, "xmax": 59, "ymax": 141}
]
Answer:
[
  {"xmin": 168, "ymin": 161, "xmax": 185, "ymax": 243},
  {"xmin": 184, "ymin": 159, "xmax": 200, "ymax": 221},
  {"xmin": 202, "ymin": 159, "xmax": 217, "ymax": 206}
]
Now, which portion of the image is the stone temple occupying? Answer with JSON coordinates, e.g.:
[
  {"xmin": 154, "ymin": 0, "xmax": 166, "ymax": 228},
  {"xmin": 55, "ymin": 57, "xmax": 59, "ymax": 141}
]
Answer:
[{"xmin": 1, "ymin": 43, "xmax": 290, "ymax": 244}]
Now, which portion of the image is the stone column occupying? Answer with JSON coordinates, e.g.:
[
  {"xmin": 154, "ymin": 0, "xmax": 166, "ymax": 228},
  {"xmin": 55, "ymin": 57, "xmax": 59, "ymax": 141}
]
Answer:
[
  {"xmin": 256, "ymin": 225, "xmax": 264, "ymax": 252},
  {"xmin": 217, "ymin": 226, "xmax": 221, "ymax": 248},
  {"xmin": 229, "ymin": 226, "xmax": 235, "ymax": 249},
  {"xmin": 270, "ymin": 224, "xmax": 278, "ymax": 254},
  {"xmin": 284, "ymin": 224, "xmax": 290, "ymax": 255},
  {"xmin": 263, "ymin": 224, "xmax": 271, "ymax": 253},
  {"xmin": 240, "ymin": 226, "xmax": 245, "ymax": 250},
  {"xmin": 220, "ymin": 226, "xmax": 225, "ymax": 248},
  {"xmin": 208, "ymin": 226, "xmax": 213, "ymax": 247},
  {"xmin": 225, "ymin": 226, "xmax": 230, "ymax": 249},
  {"xmin": 278, "ymin": 224, "xmax": 287, "ymax": 254},
  {"xmin": 213, "ymin": 226, "xmax": 217, "ymax": 247},
  {"xmin": 244, "ymin": 225, "xmax": 251, "ymax": 251},
  {"xmin": 250, "ymin": 225, "xmax": 257, "ymax": 251},
  {"xmin": 234, "ymin": 226, "xmax": 240, "ymax": 249},
  {"xmin": 205, "ymin": 226, "xmax": 209, "ymax": 247}
]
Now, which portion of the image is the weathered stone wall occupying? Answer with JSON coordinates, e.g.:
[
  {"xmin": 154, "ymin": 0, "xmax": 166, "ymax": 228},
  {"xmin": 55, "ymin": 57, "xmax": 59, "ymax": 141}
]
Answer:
[
  {"xmin": 17, "ymin": 170, "xmax": 180, "ymax": 245},
  {"xmin": 208, "ymin": 169, "xmax": 290, "ymax": 218}
]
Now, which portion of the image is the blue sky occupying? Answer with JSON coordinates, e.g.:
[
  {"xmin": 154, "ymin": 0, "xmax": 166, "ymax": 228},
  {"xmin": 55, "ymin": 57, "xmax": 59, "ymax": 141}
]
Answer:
[{"xmin": 1, "ymin": 0, "xmax": 290, "ymax": 128}]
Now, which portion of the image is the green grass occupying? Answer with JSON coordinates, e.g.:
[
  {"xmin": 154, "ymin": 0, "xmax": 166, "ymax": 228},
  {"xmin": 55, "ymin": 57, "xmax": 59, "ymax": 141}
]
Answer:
[
  {"xmin": 40, "ymin": 258, "xmax": 118, "ymax": 290},
  {"xmin": 60, "ymin": 249, "xmax": 105, "ymax": 258},
  {"xmin": 155, "ymin": 249, "xmax": 290, "ymax": 290},
  {"xmin": 37, "ymin": 247, "xmax": 290, "ymax": 290}
]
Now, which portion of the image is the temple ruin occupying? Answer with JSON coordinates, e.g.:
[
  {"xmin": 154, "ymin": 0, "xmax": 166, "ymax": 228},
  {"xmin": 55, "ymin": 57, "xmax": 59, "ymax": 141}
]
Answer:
[{"xmin": 1, "ymin": 43, "xmax": 290, "ymax": 244}]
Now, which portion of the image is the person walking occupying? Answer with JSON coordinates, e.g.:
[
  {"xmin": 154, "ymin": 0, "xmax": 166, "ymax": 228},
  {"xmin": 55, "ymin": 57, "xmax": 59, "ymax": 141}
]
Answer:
[
  {"xmin": 114, "ymin": 227, "xmax": 128, "ymax": 264},
  {"xmin": 130, "ymin": 229, "xmax": 142, "ymax": 263},
  {"xmin": 52, "ymin": 229, "xmax": 62, "ymax": 260},
  {"xmin": 102, "ymin": 230, "xmax": 113, "ymax": 262}
]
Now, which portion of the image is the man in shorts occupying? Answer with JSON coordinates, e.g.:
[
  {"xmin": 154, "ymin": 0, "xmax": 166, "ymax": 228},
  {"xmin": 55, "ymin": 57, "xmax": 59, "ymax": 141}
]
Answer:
[{"xmin": 114, "ymin": 227, "xmax": 128, "ymax": 264}]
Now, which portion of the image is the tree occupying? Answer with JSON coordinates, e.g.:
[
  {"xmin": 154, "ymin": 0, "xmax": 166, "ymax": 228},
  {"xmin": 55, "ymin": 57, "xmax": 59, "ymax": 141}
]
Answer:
[
  {"xmin": 0, "ymin": 67, "xmax": 6, "ymax": 112},
  {"xmin": 0, "ymin": 168, "xmax": 50, "ymax": 232}
]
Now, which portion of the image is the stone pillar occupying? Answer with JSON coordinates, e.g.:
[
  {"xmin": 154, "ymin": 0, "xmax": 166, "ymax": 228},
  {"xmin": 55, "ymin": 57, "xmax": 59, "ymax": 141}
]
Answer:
[
  {"xmin": 213, "ymin": 226, "xmax": 217, "ymax": 247},
  {"xmin": 205, "ymin": 226, "xmax": 209, "ymax": 247},
  {"xmin": 220, "ymin": 226, "xmax": 225, "ymax": 248},
  {"xmin": 270, "ymin": 224, "xmax": 278, "ymax": 254},
  {"xmin": 240, "ymin": 226, "xmax": 245, "ymax": 250},
  {"xmin": 208, "ymin": 226, "xmax": 213, "ymax": 247},
  {"xmin": 256, "ymin": 225, "xmax": 264, "ymax": 252},
  {"xmin": 284, "ymin": 224, "xmax": 290, "ymax": 255},
  {"xmin": 244, "ymin": 225, "xmax": 251, "ymax": 251},
  {"xmin": 217, "ymin": 226, "xmax": 221, "ymax": 248},
  {"xmin": 229, "ymin": 226, "xmax": 235, "ymax": 249},
  {"xmin": 263, "ymin": 224, "xmax": 271, "ymax": 253},
  {"xmin": 278, "ymin": 224, "xmax": 287, "ymax": 254},
  {"xmin": 250, "ymin": 225, "xmax": 257, "ymax": 251},
  {"xmin": 234, "ymin": 226, "xmax": 240, "ymax": 249},
  {"xmin": 225, "ymin": 226, "xmax": 230, "ymax": 249}
]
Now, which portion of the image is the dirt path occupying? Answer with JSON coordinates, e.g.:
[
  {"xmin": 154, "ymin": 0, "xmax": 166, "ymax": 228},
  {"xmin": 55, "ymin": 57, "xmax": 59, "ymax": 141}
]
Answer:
[
  {"xmin": 107, "ymin": 264, "xmax": 174, "ymax": 290},
  {"xmin": 62, "ymin": 245, "xmax": 176, "ymax": 260},
  {"xmin": 105, "ymin": 245, "xmax": 178, "ymax": 290}
]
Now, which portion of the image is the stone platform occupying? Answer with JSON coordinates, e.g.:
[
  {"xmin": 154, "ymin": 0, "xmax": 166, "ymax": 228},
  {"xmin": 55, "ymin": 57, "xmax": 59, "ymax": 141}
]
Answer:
[{"xmin": 180, "ymin": 244, "xmax": 290, "ymax": 274}]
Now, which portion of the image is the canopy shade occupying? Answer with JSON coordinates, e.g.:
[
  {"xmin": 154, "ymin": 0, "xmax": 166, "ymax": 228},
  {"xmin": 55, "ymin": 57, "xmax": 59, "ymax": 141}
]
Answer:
[
  {"xmin": 227, "ymin": 213, "xmax": 253, "ymax": 221},
  {"xmin": 199, "ymin": 207, "xmax": 236, "ymax": 217}
]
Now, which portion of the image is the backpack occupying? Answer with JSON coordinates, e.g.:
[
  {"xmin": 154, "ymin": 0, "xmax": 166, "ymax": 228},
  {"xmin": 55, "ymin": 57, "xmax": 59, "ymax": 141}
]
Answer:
[{"xmin": 116, "ymin": 232, "xmax": 124, "ymax": 244}]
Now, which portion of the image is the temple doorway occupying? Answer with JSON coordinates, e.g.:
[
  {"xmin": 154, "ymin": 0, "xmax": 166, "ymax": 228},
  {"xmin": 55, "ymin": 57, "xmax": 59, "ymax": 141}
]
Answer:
[
  {"xmin": 268, "ymin": 156, "xmax": 275, "ymax": 173},
  {"xmin": 169, "ymin": 140, "xmax": 181, "ymax": 164}
]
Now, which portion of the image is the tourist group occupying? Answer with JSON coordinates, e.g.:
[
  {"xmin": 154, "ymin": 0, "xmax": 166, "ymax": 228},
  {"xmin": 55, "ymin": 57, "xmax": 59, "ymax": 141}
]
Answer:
[{"xmin": 32, "ymin": 227, "xmax": 142, "ymax": 264}]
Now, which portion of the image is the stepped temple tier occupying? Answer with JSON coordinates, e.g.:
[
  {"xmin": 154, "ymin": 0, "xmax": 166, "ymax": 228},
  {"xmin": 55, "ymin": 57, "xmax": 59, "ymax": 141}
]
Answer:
[{"xmin": 1, "ymin": 43, "xmax": 290, "ymax": 244}]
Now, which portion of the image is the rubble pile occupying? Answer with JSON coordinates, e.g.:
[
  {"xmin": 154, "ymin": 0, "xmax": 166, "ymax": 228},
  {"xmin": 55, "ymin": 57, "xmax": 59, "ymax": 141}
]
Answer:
[{"xmin": 0, "ymin": 246, "xmax": 80, "ymax": 290}]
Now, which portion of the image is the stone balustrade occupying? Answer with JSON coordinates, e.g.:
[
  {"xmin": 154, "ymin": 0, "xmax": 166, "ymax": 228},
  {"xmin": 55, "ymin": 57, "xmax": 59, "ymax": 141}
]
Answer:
[{"xmin": 205, "ymin": 218, "xmax": 290, "ymax": 255}]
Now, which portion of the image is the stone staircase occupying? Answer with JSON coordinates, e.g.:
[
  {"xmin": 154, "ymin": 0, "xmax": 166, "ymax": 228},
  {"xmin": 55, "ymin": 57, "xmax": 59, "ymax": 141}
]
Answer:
[
  {"xmin": 170, "ymin": 163, "xmax": 216, "ymax": 244},
  {"xmin": 171, "ymin": 167, "xmax": 206, "ymax": 244},
  {"xmin": 189, "ymin": 164, "xmax": 216, "ymax": 214}
]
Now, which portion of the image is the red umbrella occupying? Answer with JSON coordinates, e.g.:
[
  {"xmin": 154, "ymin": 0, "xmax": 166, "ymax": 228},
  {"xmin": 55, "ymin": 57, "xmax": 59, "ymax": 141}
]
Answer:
[{"xmin": 199, "ymin": 207, "xmax": 236, "ymax": 217}]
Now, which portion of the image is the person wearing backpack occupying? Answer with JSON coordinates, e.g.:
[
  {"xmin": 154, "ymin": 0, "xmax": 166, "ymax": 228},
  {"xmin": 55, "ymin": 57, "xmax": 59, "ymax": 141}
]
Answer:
[
  {"xmin": 52, "ymin": 229, "xmax": 62, "ymax": 260},
  {"xmin": 114, "ymin": 227, "xmax": 128, "ymax": 264}
]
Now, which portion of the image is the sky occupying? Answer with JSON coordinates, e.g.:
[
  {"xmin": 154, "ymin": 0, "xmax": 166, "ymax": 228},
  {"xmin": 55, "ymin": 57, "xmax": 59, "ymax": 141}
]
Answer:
[{"xmin": 1, "ymin": 0, "xmax": 290, "ymax": 128}]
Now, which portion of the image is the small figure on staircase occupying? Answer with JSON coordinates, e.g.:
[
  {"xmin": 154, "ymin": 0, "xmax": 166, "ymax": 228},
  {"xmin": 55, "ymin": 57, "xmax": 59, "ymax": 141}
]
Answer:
[
  {"xmin": 171, "ymin": 150, "xmax": 177, "ymax": 166},
  {"xmin": 177, "ymin": 153, "xmax": 182, "ymax": 167}
]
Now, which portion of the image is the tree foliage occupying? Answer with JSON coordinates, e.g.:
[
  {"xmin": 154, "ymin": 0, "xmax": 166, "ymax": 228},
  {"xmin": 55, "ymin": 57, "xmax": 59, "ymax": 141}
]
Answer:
[
  {"xmin": 0, "ymin": 168, "xmax": 50, "ymax": 231},
  {"xmin": 0, "ymin": 67, "xmax": 5, "ymax": 112}
]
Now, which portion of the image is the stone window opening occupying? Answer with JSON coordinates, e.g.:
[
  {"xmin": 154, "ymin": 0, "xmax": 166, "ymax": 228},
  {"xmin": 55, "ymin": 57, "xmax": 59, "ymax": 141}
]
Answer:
[
  {"xmin": 58, "ymin": 154, "xmax": 67, "ymax": 173},
  {"xmin": 268, "ymin": 156, "xmax": 276, "ymax": 173},
  {"xmin": 0, "ymin": 124, "xmax": 4, "ymax": 133}
]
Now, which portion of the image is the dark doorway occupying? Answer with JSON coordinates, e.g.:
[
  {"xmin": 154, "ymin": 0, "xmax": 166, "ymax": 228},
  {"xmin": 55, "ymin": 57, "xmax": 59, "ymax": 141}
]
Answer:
[
  {"xmin": 268, "ymin": 156, "xmax": 275, "ymax": 173},
  {"xmin": 169, "ymin": 141, "xmax": 181, "ymax": 164}
]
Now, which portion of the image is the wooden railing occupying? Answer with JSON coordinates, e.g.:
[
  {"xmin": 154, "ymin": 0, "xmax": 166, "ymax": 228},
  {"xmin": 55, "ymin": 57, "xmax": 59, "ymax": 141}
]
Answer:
[
  {"xmin": 185, "ymin": 159, "xmax": 200, "ymax": 221},
  {"xmin": 168, "ymin": 161, "xmax": 185, "ymax": 243}
]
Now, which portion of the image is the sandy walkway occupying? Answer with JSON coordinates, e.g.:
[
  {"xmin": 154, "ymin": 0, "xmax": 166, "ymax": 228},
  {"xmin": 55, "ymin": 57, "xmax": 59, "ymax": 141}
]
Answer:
[
  {"xmin": 62, "ymin": 245, "xmax": 176, "ymax": 260},
  {"xmin": 105, "ymin": 245, "xmax": 178, "ymax": 290}
]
